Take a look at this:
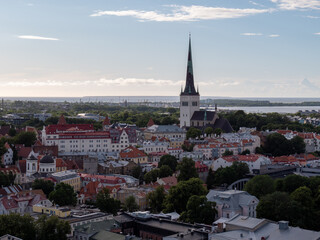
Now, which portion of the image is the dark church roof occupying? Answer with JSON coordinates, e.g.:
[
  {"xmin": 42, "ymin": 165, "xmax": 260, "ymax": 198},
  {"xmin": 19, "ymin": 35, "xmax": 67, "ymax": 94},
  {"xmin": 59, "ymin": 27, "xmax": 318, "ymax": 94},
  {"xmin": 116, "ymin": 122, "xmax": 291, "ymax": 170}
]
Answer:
[
  {"xmin": 190, "ymin": 111, "xmax": 216, "ymax": 121},
  {"xmin": 180, "ymin": 35, "xmax": 199, "ymax": 96},
  {"xmin": 211, "ymin": 118, "xmax": 233, "ymax": 133},
  {"xmin": 40, "ymin": 155, "xmax": 54, "ymax": 164}
]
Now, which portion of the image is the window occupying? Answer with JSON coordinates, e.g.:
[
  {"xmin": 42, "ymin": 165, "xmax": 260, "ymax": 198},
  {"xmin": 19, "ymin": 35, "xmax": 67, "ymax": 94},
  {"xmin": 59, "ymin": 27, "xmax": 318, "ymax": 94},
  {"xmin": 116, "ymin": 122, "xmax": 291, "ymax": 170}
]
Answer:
[
  {"xmin": 192, "ymin": 101, "xmax": 198, "ymax": 106},
  {"xmin": 182, "ymin": 101, "xmax": 188, "ymax": 106}
]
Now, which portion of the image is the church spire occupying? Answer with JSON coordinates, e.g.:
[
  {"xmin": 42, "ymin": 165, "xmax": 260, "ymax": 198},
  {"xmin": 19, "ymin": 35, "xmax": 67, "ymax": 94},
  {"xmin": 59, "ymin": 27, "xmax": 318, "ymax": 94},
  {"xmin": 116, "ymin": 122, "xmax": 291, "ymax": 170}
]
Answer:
[{"xmin": 181, "ymin": 34, "xmax": 199, "ymax": 96}]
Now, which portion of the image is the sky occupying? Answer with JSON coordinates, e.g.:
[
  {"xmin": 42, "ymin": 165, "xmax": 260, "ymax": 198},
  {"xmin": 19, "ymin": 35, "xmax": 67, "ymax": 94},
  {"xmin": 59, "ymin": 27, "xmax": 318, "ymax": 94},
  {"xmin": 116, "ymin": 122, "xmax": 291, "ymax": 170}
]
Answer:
[{"xmin": 0, "ymin": 0, "xmax": 320, "ymax": 98}]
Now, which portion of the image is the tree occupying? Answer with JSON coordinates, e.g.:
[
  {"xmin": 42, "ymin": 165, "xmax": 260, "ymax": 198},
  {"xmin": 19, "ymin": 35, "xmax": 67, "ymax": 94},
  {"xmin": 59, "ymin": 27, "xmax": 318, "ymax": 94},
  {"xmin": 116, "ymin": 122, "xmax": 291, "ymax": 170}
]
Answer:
[
  {"xmin": 8, "ymin": 128, "xmax": 16, "ymax": 137},
  {"xmin": 222, "ymin": 150, "xmax": 233, "ymax": 156},
  {"xmin": 244, "ymin": 175, "xmax": 275, "ymax": 199},
  {"xmin": 186, "ymin": 127, "xmax": 202, "ymax": 139},
  {"xmin": 49, "ymin": 183, "xmax": 77, "ymax": 206},
  {"xmin": 206, "ymin": 168, "xmax": 215, "ymax": 190},
  {"xmin": 164, "ymin": 178, "xmax": 207, "ymax": 214},
  {"xmin": 213, "ymin": 128, "xmax": 222, "ymax": 136},
  {"xmin": 32, "ymin": 179, "xmax": 54, "ymax": 197},
  {"xmin": 264, "ymin": 133, "xmax": 292, "ymax": 156},
  {"xmin": 0, "ymin": 214, "xmax": 36, "ymax": 240},
  {"xmin": 241, "ymin": 149, "xmax": 250, "ymax": 155},
  {"xmin": 144, "ymin": 169, "xmax": 160, "ymax": 184},
  {"xmin": 159, "ymin": 165, "xmax": 173, "ymax": 178},
  {"xmin": 213, "ymin": 162, "xmax": 249, "ymax": 187},
  {"xmin": 147, "ymin": 186, "xmax": 166, "ymax": 213},
  {"xmin": 291, "ymin": 136, "xmax": 306, "ymax": 154},
  {"xmin": 96, "ymin": 188, "xmax": 121, "ymax": 215},
  {"xmin": 123, "ymin": 196, "xmax": 139, "ymax": 212},
  {"xmin": 35, "ymin": 215, "xmax": 70, "ymax": 240},
  {"xmin": 159, "ymin": 155, "xmax": 178, "ymax": 172},
  {"xmin": 180, "ymin": 195, "xmax": 216, "ymax": 225},
  {"xmin": 282, "ymin": 175, "xmax": 308, "ymax": 193},
  {"xmin": 177, "ymin": 158, "xmax": 198, "ymax": 182},
  {"xmin": 290, "ymin": 186, "xmax": 314, "ymax": 207},
  {"xmin": 14, "ymin": 132, "xmax": 37, "ymax": 147},
  {"xmin": 204, "ymin": 127, "xmax": 213, "ymax": 136}
]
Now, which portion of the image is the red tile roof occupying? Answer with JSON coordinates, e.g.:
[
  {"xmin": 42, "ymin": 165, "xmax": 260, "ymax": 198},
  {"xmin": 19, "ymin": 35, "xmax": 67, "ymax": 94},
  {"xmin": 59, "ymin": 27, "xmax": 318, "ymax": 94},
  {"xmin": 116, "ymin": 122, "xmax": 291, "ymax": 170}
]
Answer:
[
  {"xmin": 58, "ymin": 114, "xmax": 67, "ymax": 125},
  {"xmin": 18, "ymin": 147, "xmax": 32, "ymax": 159},
  {"xmin": 222, "ymin": 154, "xmax": 263, "ymax": 162},
  {"xmin": 120, "ymin": 146, "xmax": 147, "ymax": 159},
  {"xmin": 103, "ymin": 115, "xmax": 111, "ymax": 125},
  {"xmin": 147, "ymin": 118, "xmax": 155, "ymax": 127},
  {"xmin": 45, "ymin": 124, "xmax": 94, "ymax": 134},
  {"xmin": 56, "ymin": 158, "xmax": 68, "ymax": 168},
  {"xmin": 18, "ymin": 160, "xmax": 26, "ymax": 174},
  {"xmin": 80, "ymin": 173, "xmax": 126, "ymax": 185}
]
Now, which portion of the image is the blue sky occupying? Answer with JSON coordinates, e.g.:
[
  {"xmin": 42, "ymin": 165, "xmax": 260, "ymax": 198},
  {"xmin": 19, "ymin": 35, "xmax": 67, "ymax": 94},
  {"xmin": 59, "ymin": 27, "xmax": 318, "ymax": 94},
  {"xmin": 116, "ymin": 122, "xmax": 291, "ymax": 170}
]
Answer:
[{"xmin": 0, "ymin": 0, "xmax": 320, "ymax": 97}]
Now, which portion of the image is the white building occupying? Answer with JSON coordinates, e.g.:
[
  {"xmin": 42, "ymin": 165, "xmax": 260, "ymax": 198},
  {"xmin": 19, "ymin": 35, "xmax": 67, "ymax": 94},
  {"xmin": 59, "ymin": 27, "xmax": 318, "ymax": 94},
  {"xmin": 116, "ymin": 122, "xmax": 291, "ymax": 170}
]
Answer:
[
  {"xmin": 1, "ymin": 143, "xmax": 13, "ymax": 166},
  {"xmin": 142, "ymin": 140, "xmax": 169, "ymax": 154},
  {"xmin": 26, "ymin": 151, "xmax": 39, "ymax": 177},
  {"xmin": 213, "ymin": 154, "xmax": 271, "ymax": 173},
  {"xmin": 207, "ymin": 190, "xmax": 259, "ymax": 219}
]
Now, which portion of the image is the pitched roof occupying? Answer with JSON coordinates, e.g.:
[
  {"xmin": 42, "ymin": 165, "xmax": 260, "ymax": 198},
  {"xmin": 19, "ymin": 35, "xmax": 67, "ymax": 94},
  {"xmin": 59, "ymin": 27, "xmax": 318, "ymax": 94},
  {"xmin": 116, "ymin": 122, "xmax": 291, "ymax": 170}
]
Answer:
[
  {"xmin": 147, "ymin": 118, "xmax": 155, "ymax": 127},
  {"xmin": 58, "ymin": 114, "xmax": 67, "ymax": 125},
  {"xmin": 120, "ymin": 146, "xmax": 147, "ymax": 159},
  {"xmin": 103, "ymin": 115, "xmax": 111, "ymax": 125},
  {"xmin": 191, "ymin": 111, "xmax": 216, "ymax": 121},
  {"xmin": 17, "ymin": 147, "xmax": 32, "ymax": 159}
]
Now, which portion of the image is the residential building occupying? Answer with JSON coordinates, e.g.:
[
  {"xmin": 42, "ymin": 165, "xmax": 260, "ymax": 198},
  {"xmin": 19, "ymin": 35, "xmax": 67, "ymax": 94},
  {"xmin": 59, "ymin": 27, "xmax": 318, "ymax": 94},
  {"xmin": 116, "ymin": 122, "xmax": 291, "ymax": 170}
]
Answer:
[
  {"xmin": 211, "ymin": 214, "xmax": 320, "ymax": 240},
  {"xmin": 79, "ymin": 173, "xmax": 127, "ymax": 187},
  {"xmin": 0, "ymin": 189, "xmax": 52, "ymax": 215},
  {"xmin": 142, "ymin": 138, "xmax": 169, "ymax": 154},
  {"xmin": 116, "ymin": 187, "xmax": 149, "ymax": 210},
  {"xmin": 1, "ymin": 143, "xmax": 13, "ymax": 166},
  {"xmin": 207, "ymin": 190, "xmax": 259, "ymax": 219},
  {"xmin": 51, "ymin": 170, "xmax": 81, "ymax": 191},
  {"xmin": 179, "ymin": 151, "xmax": 204, "ymax": 161},
  {"xmin": 33, "ymin": 205, "xmax": 71, "ymax": 218},
  {"xmin": 120, "ymin": 146, "xmax": 148, "ymax": 164},
  {"xmin": 167, "ymin": 147, "xmax": 182, "ymax": 158},
  {"xmin": 144, "ymin": 125, "xmax": 186, "ymax": 141},
  {"xmin": 213, "ymin": 155, "xmax": 272, "ymax": 173},
  {"xmin": 98, "ymin": 160, "xmax": 136, "ymax": 175}
]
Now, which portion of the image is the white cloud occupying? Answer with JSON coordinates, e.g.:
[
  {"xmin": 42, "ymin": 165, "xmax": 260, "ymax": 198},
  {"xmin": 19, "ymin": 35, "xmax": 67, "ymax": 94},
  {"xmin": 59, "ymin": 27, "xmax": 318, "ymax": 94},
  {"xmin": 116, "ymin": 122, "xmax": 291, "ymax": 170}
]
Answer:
[
  {"xmin": 314, "ymin": 32, "xmax": 320, "ymax": 35},
  {"xmin": 249, "ymin": 1, "xmax": 266, "ymax": 7},
  {"xmin": 306, "ymin": 15, "xmax": 320, "ymax": 19},
  {"xmin": 18, "ymin": 35, "xmax": 59, "ymax": 41},
  {"xmin": 271, "ymin": 0, "xmax": 320, "ymax": 10},
  {"xmin": 269, "ymin": 34, "xmax": 280, "ymax": 37},
  {"xmin": 241, "ymin": 33, "xmax": 263, "ymax": 36},
  {"xmin": 91, "ymin": 5, "xmax": 273, "ymax": 22}
]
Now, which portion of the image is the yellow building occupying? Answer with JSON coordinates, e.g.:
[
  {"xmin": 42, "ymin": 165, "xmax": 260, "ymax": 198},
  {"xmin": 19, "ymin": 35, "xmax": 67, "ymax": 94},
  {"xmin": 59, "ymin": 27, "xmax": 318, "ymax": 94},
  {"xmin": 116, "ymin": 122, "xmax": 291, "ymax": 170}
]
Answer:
[
  {"xmin": 51, "ymin": 170, "xmax": 81, "ymax": 192},
  {"xmin": 33, "ymin": 205, "xmax": 71, "ymax": 218},
  {"xmin": 120, "ymin": 146, "xmax": 148, "ymax": 164}
]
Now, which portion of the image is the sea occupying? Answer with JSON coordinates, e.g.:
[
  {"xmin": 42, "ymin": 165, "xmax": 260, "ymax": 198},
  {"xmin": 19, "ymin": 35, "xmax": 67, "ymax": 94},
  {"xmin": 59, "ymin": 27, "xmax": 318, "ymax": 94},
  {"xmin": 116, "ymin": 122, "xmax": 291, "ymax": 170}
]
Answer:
[{"xmin": 2, "ymin": 96, "xmax": 320, "ymax": 114}]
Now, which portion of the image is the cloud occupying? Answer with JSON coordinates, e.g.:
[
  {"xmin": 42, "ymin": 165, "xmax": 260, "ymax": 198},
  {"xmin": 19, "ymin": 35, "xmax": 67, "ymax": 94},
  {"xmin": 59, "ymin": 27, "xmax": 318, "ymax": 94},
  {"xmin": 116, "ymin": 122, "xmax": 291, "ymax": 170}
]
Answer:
[
  {"xmin": 249, "ymin": 1, "xmax": 266, "ymax": 7},
  {"xmin": 271, "ymin": 0, "xmax": 320, "ymax": 10},
  {"xmin": 314, "ymin": 32, "xmax": 320, "ymax": 35},
  {"xmin": 91, "ymin": 5, "xmax": 273, "ymax": 22},
  {"xmin": 269, "ymin": 34, "xmax": 280, "ymax": 37},
  {"xmin": 306, "ymin": 15, "xmax": 320, "ymax": 19},
  {"xmin": 300, "ymin": 78, "xmax": 320, "ymax": 90},
  {"xmin": 241, "ymin": 33, "xmax": 263, "ymax": 36},
  {"xmin": 18, "ymin": 35, "xmax": 59, "ymax": 41}
]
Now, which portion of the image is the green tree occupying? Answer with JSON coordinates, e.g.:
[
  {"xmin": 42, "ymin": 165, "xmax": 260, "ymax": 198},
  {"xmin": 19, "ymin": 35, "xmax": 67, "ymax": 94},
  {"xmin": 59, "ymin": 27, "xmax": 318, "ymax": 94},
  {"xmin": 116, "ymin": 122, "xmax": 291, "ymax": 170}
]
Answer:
[
  {"xmin": 213, "ymin": 128, "xmax": 222, "ymax": 136},
  {"xmin": 177, "ymin": 158, "xmax": 198, "ymax": 182},
  {"xmin": 49, "ymin": 183, "xmax": 77, "ymax": 206},
  {"xmin": 32, "ymin": 179, "xmax": 54, "ymax": 197},
  {"xmin": 8, "ymin": 128, "xmax": 17, "ymax": 137},
  {"xmin": 282, "ymin": 175, "xmax": 308, "ymax": 193},
  {"xmin": 14, "ymin": 131, "xmax": 37, "ymax": 147},
  {"xmin": 204, "ymin": 127, "xmax": 214, "ymax": 136},
  {"xmin": 144, "ymin": 169, "xmax": 160, "ymax": 184},
  {"xmin": 213, "ymin": 162, "xmax": 249, "ymax": 187},
  {"xmin": 244, "ymin": 175, "xmax": 275, "ymax": 199},
  {"xmin": 241, "ymin": 149, "xmax": 250, "ymax": 155},
  {"xmin": 164, "ymin": 178, "xmax": 207, "ymax": 214},
  {"xmin": 206, "ymin": 168, "xmax": 215, "ymax": 190},
  {"xmin": 123, "ymin": 196, "xmax": 139, "ymax": 212},
  {"xmin": 264, "ymin": 133, "xmax": 292, "ymax": 156},
  {"xmin": 0, "ymin": 214, "xmax": 36, "ymax": 240},
  {"xmin": 290, "ymin": 186, "xmax": 314, "ymax": 207},
  {"xmin": 291, "ymin": 136, "xmax": 306, "ymax": 154},
  {"xmin": 35, "ymin": 215, "xmax": 71, "ymax": 240},
  {"xmin": 159, "ymin": 155, "xmax": 178, "ymax": 171},
  {"xmin": 96, "ymin": 188, "xmax": 121, "ymax": 215},
  {"xmin": 180, "ymin": 195, "xmax": 216, "ymax": 225},
  {"xmin": 159, "ymin": 165, "xmax": 173, "ymax": 178},
  {"xmin": 186, "ymin": 127, "xmax": 202, "ymax": 139},
  {"xmin": 147, "ymin": 186, "xmax": 166, "ymax": 213},
  {"xmin": 222, "ymin": 150, "xmax": 233, "ymax": 156}
]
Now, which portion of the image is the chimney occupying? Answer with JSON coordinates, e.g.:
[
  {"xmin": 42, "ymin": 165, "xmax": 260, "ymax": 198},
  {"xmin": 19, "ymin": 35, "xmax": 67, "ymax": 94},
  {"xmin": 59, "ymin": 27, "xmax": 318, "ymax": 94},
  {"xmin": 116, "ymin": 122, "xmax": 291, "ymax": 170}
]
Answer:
[
  {"xmin": 279, "ymin": 221, "xmax": 289, "ymax": 230},
  {"xmin": 217, "ymin": 222, "xmax": 224, "ymax": 232},
  {"xmin": 215, "ymin": 104, "xmax": 218, "ymax": 112}
]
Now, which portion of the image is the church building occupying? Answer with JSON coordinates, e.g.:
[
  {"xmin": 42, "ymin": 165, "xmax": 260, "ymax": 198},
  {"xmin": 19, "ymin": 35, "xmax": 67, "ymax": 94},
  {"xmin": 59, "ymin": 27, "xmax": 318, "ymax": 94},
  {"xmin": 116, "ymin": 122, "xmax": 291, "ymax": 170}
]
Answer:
[{"xmin": 179, "ymin": 36, "xmax": 233, "ymax": 133}]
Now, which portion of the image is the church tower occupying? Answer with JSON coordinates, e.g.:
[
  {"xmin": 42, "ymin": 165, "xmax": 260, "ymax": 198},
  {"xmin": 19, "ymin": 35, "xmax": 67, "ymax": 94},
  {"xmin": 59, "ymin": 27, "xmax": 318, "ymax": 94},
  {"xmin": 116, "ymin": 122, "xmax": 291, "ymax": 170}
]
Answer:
[{"xmin": 180, "ymin": 35, "xmax": 200, "ymax": 127}]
